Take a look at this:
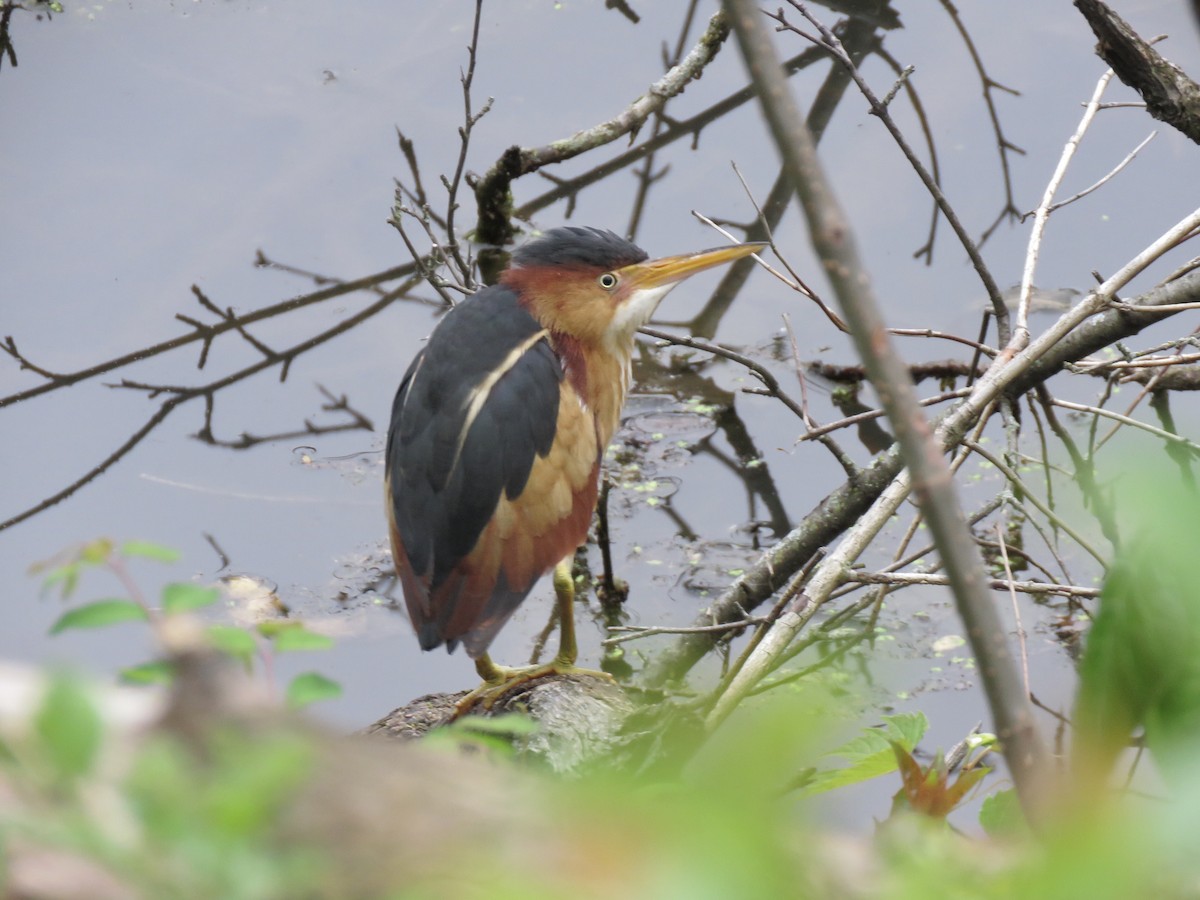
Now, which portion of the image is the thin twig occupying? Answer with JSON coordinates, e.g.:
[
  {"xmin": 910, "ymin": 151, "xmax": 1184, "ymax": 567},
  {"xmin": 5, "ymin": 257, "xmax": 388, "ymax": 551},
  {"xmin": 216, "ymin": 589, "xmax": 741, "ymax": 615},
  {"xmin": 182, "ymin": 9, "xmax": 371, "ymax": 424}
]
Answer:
[
  {"xmin": 1049, "ymin": 396, "xmax": 1200, "ymax": 455},
  {"xmin": 799, "ymin": 387, "xmax": 972, "ymax": 441},
  {"xmin": 2, "ymin": 281, "xmax": 413, "ymax": 532},
  {"xmin": 603, "ymin": 616, "xmax": 768, "ymax": 647},
  {"xmin": 936, "ymin": 0, "xmax": 1024, "ymax": 249},
  {"xmin": 1017, "ymin": 68, "xmax": 1117, "ymax": 345},
  {"xmin": 473, "ymin": 10, "xmax": 734, "ymax": 247},
  {"xmin": 2, "ymin": 261, "xmax": 424, "ymax": 408},
  {"xmin": 768, "ymin": 2, "xmax": 1010, "ymax": 342},
  {"xmin": 442, "ymin": 0, "xmax": 488, "ymax": 285},
  {"xmin": 842, "ymin": 570, "xmax": 1100, "ymax": 600},
  {"xmin": 962, "ymin": 437, "xmax": 1109, "ymax": 568},
  {"xmin": 640, "ymin": 325, "xmax": 859, "ymax": 477},
  {"xmin": 1042, "ymin": 131, "xmax": 1156, "ymax": 215},
  {"xmin": 694, "ymin": 204, "xmax": 848, "ymax": 331},
  {"xmin": 996, "ymin": 522, "xmax": 1032, "ymax": 698}
]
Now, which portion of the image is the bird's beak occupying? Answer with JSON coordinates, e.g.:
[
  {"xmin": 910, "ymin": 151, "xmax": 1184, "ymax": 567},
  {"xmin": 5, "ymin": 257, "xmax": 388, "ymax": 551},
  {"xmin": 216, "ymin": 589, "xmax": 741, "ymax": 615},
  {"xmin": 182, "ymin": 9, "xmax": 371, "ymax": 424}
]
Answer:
[
  {"xmin": 603, "ymin": 240, "xmax": 769, "ymax": 341},
  {"xmin": 621, "ymin": 241, "xmax": 767, "ymax": 289}
]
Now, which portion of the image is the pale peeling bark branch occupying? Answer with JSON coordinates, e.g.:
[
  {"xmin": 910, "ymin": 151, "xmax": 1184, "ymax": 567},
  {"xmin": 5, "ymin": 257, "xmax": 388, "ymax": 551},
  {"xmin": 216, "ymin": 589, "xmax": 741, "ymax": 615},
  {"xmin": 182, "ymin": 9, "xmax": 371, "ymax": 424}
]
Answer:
[{"xmin": 1018, "ymin": 69, "xmax": 1118, "ymax": 343}]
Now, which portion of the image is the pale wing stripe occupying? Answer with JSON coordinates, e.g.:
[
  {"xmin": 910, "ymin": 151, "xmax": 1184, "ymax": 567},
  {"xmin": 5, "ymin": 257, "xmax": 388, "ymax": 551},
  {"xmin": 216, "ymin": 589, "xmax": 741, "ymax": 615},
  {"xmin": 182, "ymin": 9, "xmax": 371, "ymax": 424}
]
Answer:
[
  {"xmin": 397, "ymin": 352, "xmax": 426, "ymax": 421},
  {"xmin": 446, "ymin": 329, "xmax": 550, "ymax": 482}
]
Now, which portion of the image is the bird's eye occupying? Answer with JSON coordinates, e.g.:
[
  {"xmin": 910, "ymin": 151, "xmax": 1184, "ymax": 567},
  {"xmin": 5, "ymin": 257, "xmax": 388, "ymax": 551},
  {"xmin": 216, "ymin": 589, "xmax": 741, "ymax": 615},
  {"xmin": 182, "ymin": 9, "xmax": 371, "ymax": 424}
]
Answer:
[{"xmin": 597, "ymin": 272, "xmax": 619, "ymax": 290}]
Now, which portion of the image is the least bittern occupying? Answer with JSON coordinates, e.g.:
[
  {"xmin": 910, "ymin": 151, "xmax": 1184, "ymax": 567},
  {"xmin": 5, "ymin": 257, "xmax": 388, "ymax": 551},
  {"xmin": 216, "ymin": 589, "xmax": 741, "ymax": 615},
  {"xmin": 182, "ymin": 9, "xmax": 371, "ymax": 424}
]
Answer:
[{"xmin": 385, "ymin": 227, "xmax": 763, "ymax": 707}]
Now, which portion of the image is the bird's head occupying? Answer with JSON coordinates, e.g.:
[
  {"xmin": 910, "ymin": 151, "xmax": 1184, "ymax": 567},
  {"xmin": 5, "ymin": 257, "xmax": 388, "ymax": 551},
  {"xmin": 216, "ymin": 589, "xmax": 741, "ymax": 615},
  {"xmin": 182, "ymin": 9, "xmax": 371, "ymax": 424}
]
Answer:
[{"xmin": 500, "ymin": 227, "xmax": 764, "ymax": 352}]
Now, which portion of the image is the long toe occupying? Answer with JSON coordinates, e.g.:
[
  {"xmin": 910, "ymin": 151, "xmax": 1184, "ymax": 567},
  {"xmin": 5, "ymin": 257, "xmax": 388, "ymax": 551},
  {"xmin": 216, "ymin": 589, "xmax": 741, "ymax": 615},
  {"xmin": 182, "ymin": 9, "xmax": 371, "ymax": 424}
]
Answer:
[{"xmin": 452, "ymin": 662, "xmax": 614, "ymax": 718}]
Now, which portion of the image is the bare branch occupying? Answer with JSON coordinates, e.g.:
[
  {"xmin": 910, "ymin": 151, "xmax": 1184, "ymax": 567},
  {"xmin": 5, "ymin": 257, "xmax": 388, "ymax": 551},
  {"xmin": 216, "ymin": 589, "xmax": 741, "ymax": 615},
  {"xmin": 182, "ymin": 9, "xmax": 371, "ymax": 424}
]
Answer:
[
  {"xmin": 603, "ymin": 617, "xmax": 768, "ymax": 648},
  {"xmin": 1074, "ymin": 0, "xmax": 1200, "ymax": 144},
  {"xmin": 937, "ymin": 0, "xmax": 1024, "ymax": 249},
  {"xmin": 473, "ymin": 10, "xmax": 734, "ymax": 249},
  {"xmin": 767, "ymin": 2, "xmax": 1011, "ymax": 343},
  {"xmin": 1048, "ymin": 396, "xmax": 1200, "ymax": 455},
  {"xmin": 693, "ymin": 206, "xmax": 848, "ymax": 331},
  {"xmin": 2, "ymin": 261, "xmax": 424, "ymax": 409},
  {"xmin": 716, "ymin": 0, "xmax": 1051, "ymax": 820},
  {"xmin": 962, "ymin": 437, "xmax": 1109, "ymax": 568},
  {"xmin": 442, "ymin": 0, "xmax": 488, "ymax": 283},
  {"xmin": 842, "ymin": 570, "xmax": 1101, "ymax": 600},
  {"xmin": 1, "ymin": 283, "xmax": 409, "ymax": 532},
  {"xmin": 1042, "ymin": 131, "xmax": 1156, "ymax": 215}
]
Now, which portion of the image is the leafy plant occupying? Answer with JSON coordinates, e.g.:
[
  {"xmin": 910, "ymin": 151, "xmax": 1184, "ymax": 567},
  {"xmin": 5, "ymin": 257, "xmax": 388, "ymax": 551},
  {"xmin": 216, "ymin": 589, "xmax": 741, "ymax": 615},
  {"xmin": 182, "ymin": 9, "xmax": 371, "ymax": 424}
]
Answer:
[
  {"xmin": 33, "ymin": 539, "xmax": 341, "ymax": 708},
  {"xmin": 890, "ymin": 739, "xmax": 991, "ymax": 820}
]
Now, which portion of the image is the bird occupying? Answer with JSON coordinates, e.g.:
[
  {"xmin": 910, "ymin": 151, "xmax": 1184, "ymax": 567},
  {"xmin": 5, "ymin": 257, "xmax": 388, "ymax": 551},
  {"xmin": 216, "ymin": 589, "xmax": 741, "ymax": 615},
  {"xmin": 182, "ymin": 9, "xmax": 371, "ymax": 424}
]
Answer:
[{"xmin": 385, "ymin": 226, "xmax": 764, "ymax": 709}]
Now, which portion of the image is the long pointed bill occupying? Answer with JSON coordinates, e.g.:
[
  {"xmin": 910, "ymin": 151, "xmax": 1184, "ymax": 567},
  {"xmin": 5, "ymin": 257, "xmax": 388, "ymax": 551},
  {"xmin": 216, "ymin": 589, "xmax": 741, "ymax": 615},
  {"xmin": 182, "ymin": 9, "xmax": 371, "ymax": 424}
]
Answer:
[
  {"xmin": 622, "ymin": 241, "xmax": 768, "ymax": 290},
  {"xmin": 607, "ymin": 241, "xmax": 768, "ymax": 339}
]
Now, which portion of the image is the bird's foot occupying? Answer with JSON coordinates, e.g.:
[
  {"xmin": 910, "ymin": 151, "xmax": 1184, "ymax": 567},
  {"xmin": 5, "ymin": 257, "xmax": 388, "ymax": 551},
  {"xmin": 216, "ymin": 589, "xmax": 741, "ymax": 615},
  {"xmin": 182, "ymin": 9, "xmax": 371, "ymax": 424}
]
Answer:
[{"xmin": 452, "ymin": 660, "xmax": 615, "ymax": 719}]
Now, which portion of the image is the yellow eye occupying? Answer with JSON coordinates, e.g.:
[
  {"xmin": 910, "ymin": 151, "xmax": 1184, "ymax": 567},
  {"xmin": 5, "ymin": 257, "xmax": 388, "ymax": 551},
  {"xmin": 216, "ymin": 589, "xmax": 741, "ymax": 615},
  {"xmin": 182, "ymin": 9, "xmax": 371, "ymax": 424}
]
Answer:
[{"xmin": 597, "ymin": 272, "xmax": 619, "ymax": 290}]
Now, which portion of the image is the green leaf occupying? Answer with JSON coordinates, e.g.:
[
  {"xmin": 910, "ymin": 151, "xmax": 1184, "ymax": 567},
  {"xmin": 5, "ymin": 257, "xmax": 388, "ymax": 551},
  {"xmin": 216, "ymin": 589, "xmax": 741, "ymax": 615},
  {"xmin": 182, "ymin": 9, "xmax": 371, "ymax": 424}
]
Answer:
[
  {"xmin": 267, "ymin": 625, "xmax": 333, "ymax": 653},
  {"xmin": 885, "ymin": 712, "xmax": 929, "ymax": 749},
  {"xmin": 162, "ymin": 583, "xmax": 219, "ymax": 616},
  {"xmin": 802, "ymin": 747, "xmax": 900, "ymax": 795},
  {"xmin": 979, "ymin": 788, "xmax": 1028, "ymax": 837},
  {"xmin": 38, "ymin": 563, "xmax": 80, "ymax": 599},
  {"xmin": 206, "ymin": 625, "xmax": 258, "ymax": 664},
  {"xmin": 800, "ymin": 713, "xmax": 929, "ymax": 796},
  {"xmin": 120, "ymin": 660, "xmax": 175, "ymax": 685},
  {"xmin": 121, "ymin": 540, "xmax": 181, "ymax": 563},
  {"xmin": 825, "ymin": 712, "xmax": 928, "ymax": 763},
  {"xmin": 286, "ymin": 672, "xmax": 341, "ymax": 709},
  {"xmin": 34, "ymin": 674, "xmax": 103, "ymax": 780},
  {"xmin": 49, "ymin": 598, "xmax": 148, "ymax": 634}
]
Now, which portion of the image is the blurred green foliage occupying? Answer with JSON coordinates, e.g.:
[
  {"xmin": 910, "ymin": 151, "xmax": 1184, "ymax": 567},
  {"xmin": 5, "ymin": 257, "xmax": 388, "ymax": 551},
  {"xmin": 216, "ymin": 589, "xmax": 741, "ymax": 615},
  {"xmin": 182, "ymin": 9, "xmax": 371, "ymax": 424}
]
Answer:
[
  {"xmin": 34, "ymin": 538, "xmax": 341, "ymax": 708},
  {"xmin": 125, "ymin": 731, "xmax": 322, "ymax": 897},
  {"xmin": 9, "ymin": 524, "xmax": 1200, "ymax": 895},
  {"xmin": 3, "ymin": 676, "xmax": 324, "ymax": 898},
  {"xmin": 1073, "ymin": 474, "xmax": 1200, "ymax": 786}
]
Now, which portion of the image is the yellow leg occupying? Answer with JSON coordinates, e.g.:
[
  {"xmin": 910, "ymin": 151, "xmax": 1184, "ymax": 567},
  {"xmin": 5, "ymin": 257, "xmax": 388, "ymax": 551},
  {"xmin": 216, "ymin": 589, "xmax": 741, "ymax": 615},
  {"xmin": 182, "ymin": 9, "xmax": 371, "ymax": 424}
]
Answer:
[
  {"xmin": 452, "ymin": 556, "xmax": 612, "ymax": 717},
  {"xmin": 475, "ymin": 653, "xmax": 505, "ymax": 684},
  {"xmin": 552, "ymin": 559, "xmax": 577, "ymax": 667}
]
